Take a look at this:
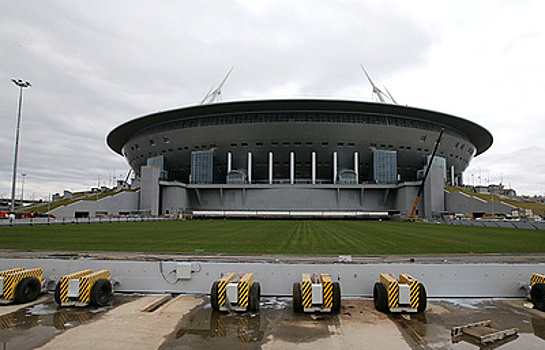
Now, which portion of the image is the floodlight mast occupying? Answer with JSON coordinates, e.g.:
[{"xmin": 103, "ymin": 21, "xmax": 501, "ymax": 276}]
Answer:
[
  {"xmin": 360, "ymin": 65, "xmax": 397, "ymax": 104},
  {"xmin": 10, "ymin": 79, "xmax": 31, "ymax": 212},
  {"xmin": 200, "ymin": 66, "xmax": 234, "ymax": 105}
]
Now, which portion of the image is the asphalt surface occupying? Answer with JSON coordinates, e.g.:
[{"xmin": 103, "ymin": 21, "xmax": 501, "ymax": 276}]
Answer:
[{"xmin": 1, "ymin": 250, "xmax": 545, "ymax": 264}]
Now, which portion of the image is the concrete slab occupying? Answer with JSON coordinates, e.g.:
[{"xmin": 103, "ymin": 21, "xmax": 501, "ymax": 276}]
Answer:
[
  {"xmin": 36, "ymin": 295, "xmax": 204, "ymax": 350},
  {"xmin": 0, "ymin": 295, "xmax": 48, "ymax": 317}
]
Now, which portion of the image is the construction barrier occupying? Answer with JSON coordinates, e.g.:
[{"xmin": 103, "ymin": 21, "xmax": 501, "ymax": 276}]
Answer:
[
  {"xmin": 54, "ymin": 269, "xmax": 113, "ymax": 307},
  {"xmin": 0, "ymin": 268, "xmax": 43, "ymax": 304},
  {"xmin": 210, "ymin": 273, "xmax": 261, "ymax": 312},
  {"xmin": 293, "ymin": 273, "xmax": 341, "ymax": 313},
  {"xmin": 373, "ymin": 273, "xmax": 426, "ymax": 313},
  {"xmin": 530, "ymin": 273, "xmax": 545, "ymax": 311}
]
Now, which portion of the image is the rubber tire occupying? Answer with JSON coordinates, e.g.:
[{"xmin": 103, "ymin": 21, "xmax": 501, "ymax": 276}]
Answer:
[
  {"xmin": 531, "ymin": 283, "xmax": 545, "ymax": 311},
  {"xmin": 54, "ymin": 282, "xmax": 62, "ymax": 305},
  {"xmin": 90, "ymin": 279, "xmax": 113, "ymax": 306},
  {"xmin": 292, "ymin": 282, "xmax": 303, "ymax": 312},
  {"xmin": 249, "ymin": 282, "xmax": 261, "ymax": 311},
  {"xmin": 373, "ymin": 282, "xmax": 389, "ymax": 313},
  {"xmin": 210, "ymin": 281, "xmax": 220, "ymax": 311},
  {"xmin": 14, "ymin": 277, "xmax": 41, "ymax": 304},
  {"xmin": 417, "ymin": 284, "xmax": 427, "ymax": 313},
  {"xmin": 332, "ymin": 282, "xmax": 341, "ymax": 312}
]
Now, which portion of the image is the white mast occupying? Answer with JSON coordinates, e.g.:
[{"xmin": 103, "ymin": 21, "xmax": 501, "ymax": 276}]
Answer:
[
  {"xmin": 360, "ymin": 65, "xmax": 397, "ymax": 104},
  {"xmin": 200, "ymin": 66, "xmax": 234, "ymax": 104}
]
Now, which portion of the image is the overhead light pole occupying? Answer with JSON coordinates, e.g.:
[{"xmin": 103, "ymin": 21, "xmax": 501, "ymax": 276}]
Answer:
[{"xmin": 10, "ymin": 79, "xmax": 31, "ymax": 212}]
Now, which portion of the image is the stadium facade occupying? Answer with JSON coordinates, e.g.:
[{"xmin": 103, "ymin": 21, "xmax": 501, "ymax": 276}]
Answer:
[{"xmin": 103, "ymin": 99, "xmax": 492, "ymax": 219}]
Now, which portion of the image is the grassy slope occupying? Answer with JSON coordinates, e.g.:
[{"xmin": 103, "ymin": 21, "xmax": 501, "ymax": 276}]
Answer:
[{"xmin": 0, "ymin": 220, "xmax": 543, "ymax": 255}]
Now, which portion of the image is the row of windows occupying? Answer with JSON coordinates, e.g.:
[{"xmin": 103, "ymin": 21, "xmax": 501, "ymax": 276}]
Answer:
[
  {"xmin": 132, "ymin": 111, "xmax": 445, "ymax": 139},
  {"xmin": 130, "ymin": 137, "xmax": 473, "ymax": 158},
  {"xmin": 127, "ymin": 140, "xmax": 431, "ymax": 156}
]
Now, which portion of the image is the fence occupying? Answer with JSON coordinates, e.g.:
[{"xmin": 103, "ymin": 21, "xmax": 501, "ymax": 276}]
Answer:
[{"xmin": 0, "ymin": 216, "xmax": 179, "ymax": 227}]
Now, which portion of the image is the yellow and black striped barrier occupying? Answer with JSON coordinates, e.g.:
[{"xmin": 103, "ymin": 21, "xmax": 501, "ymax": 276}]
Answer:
[
  {"xmin": 293, "ymin": 273, "xmax": 341, "ymax": 313},
  {"xmin": 302, "ymin": 274, "xmax": 312, "ymax": 309},
  {"xmin": 530, "ymin": 273, "xmax": 545, "ymax": 312},
  {"xmin": 211, "ymin": 272, "xmax": 260, "ymax": 312},
  {"xmin": 531, "ymin": 273, "xmax": 545, "ymax": 286},
  {"xmin": 55, "ymin": 269, "xmax": 112, "ymax": 307},
  {"xmin": 57, "ymin": 269, "xmax": 93, "ymax": 304},
  {"xmin": 322, "ymin": 274, "xmax": 333, "ymax": 309},
  {"xmin": 0, "ymin": 267, "xmax": 43, "ymax": 304},
  {"xmin": 217, "ymin": 273, "xmax": 236, "ymax": 308},
  {"xmin": 79, "ymin": 270, "xmax": 110, "ymax": 304},
  {"xmin": 237, "ymin": 273, "xmax": 253, "ymax": 309},
  {"xmin": 374, "ymin": 273, "xmax": 426, "ymax": 313}
]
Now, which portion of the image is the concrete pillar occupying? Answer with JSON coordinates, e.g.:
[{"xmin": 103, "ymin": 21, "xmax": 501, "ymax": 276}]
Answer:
[
  {"xmin": 423, "ymin": 161, "xmax": 446, "ymax": 219},
  {"xmin": 227, "ymin": 152, "xmax": 232, "ymax": 173},
  {"xmin": 268, "ymin": 152, "xmax": 273, "ymax": 185},
  {"xmin": 290, "ymin": 152, "xmax": 295, "ymax": 184},
  {"xmin": 139, "ymin": 165, "xmax": 160, "ymax": 216},
  {"xmin": 354, "ymin": 152, "xmax": 359, "ymax": 184},
  {"xmin": 333, "ymin": 152, "xmax": 338, "ymax": 184},
  {"xmin": 451, "ymin": 165, "xmax": 455, "ymax": 186},
  {"xmin": 247, "ymin": 152, "xmax": 252, "ymax": 184},
  {"xmin": 311, "ymin": 151, "xmax": 316, "ymax": 185}
]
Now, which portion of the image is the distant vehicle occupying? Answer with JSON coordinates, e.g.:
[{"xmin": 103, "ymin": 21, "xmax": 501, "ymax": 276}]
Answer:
[
  {"xmin": 0, "ymin": 211, "xmax": 54, "ymax": 219},
  {"xmin": 0, "ymin": 211, "xmax": 14, "ymax": 219}
]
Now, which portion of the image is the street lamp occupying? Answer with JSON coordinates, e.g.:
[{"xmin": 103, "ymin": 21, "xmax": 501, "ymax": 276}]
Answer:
[{"xmin": 10, "ymin": 79, "xmax": 31, "ymax": 212}]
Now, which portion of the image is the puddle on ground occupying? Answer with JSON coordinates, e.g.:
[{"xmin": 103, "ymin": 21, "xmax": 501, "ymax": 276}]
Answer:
[
  {"xmin": 160, "ymin": 297, "xmax": 339, "ymax": 350},
  {"xmin": 391, "ymin": 299, "xmax": 545, "ymax": 350},
  {"xmin": 0, "ymin": 294, "xmax": 136, "ymax": 350}
]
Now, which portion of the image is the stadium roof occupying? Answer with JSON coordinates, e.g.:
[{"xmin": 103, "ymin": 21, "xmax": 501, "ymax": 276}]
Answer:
[{"xmin": 107, "ymin": 99, "xmax": 493, "ymax": 156}]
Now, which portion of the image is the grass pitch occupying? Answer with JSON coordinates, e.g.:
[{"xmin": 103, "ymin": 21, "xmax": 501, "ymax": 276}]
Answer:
[{"xmin": 1, "ymin": 220, "xmax": 544, "ymax": 255}]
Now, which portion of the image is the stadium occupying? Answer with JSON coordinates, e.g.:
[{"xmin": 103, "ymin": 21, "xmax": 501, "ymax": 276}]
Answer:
[{"xmin": 104, "ymin": 98, "xmax": 493, "ymax": 219}]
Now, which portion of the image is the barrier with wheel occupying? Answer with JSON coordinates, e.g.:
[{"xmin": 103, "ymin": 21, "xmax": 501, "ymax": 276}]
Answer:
[
  {"xmin": 292, "ymin": 273, "xmax": 341, "ymax": 313},
  {"xmin": 54, "ymin": 269, "xmax": 113, "ymax": 307},
  {"xmin": 210, "ymin": 272, "xmax": 260, "ymax": 312},
  {"xmin": 530, "ymin": 273, "xmax": 545, "ymax": 311},
  {"xmin": 0, "ymin": 268, "xmax": 44, "ymax": 305},
  {"xmin": 373, "ymin": 273, "xmax": 426, "ymax": 313}
]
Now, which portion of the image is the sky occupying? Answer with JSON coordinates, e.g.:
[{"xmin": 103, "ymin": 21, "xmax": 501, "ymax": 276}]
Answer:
[{"xmin": 1, "ymin": 0, "xmax": 544, "ymax": 201}]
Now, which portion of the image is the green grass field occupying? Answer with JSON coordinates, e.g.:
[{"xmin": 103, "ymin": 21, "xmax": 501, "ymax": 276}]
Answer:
[{"xmin": 1, "ymin": 220, "xmax": 544, "ymax": 255}]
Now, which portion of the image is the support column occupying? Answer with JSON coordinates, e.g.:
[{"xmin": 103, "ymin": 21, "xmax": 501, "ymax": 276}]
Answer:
[
  {"xmin": 311, "ymin": 151, "xmax": 316, "ymax": 185},
  {"xmin": 354, "ymin": 151, "xmax": 359, "ymax": 184},
  {"xmin": 268, "ymin": 152, "xmax": 273, "ymax": 185},
  {"xmin": 451, "ymin": 165, "xmax": 455, "ymax": 186},
  {"xmin": 290, "ymin": 152, "xmax": 295, "ymax": 184},
  {"xmin": 333, "ymin": 151, "xmax": 338, "ymax": 184},
  {"xmin": 227, "ymin": 152, "xmax": 232, "ymax": 173},
  {"xmin": 247, "ymin": 152, "xmax": 252, "ymax": 184}
]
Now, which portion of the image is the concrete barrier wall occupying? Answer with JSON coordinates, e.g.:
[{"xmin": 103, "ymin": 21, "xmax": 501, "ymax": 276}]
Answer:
[
  {"xmin": 449, "ymin": 220, "xmax": 545, "ymax": 230},
  {"xmin": 47, "ymin": 191, "xmax": 140, "ymax": 218},
  {"xmin": 445, "ymin": 191, "xmax": 515, "ymax": 215},
  {"xmin": 1, "ymin": 258, "xmax": 542, "ymax": 298}
]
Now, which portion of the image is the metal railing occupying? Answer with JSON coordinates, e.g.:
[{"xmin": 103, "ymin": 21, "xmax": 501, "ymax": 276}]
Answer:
[{"xmin": 0, "ymin": 216, "xmax": 179, "ymax": 227}]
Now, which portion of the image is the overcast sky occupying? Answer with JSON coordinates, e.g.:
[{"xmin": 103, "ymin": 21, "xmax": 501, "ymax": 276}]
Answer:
[{"xmin": 1, "ymin": 0, "xmax": 544, "ymax": 201}]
